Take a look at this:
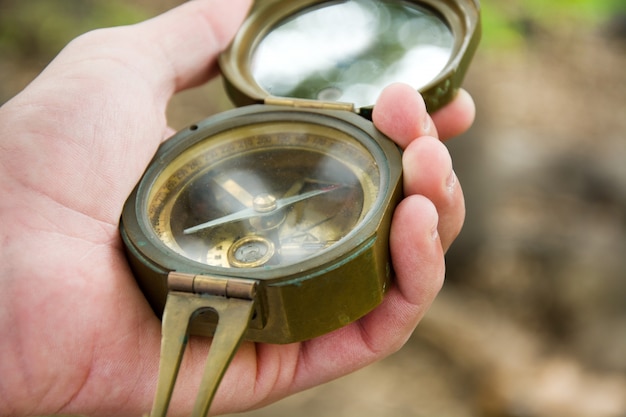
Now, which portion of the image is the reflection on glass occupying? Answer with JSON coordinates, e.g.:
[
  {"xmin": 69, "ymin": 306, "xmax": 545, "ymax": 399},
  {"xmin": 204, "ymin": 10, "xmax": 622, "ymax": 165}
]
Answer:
[
  {"xmin": 165, "ymin": 150, "xmax": 365, "ymax": 267},
  {"xmin": 252, "ymin": 0, "xmax": 454, "ymax": 108},
  {"xmin": 148, "ymin": 123, "xmax": 381, "ymax": 269}
]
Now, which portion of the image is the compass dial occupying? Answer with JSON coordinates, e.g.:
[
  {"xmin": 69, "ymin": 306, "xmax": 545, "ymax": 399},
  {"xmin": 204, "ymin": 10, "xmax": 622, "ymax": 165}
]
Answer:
[{"xmin": 146, "ymin": 121, "xmax": 381, "ymax": 269}]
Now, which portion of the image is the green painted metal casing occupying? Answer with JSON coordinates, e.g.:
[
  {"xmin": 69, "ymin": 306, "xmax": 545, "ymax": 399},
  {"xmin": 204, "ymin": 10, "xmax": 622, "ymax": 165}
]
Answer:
[{"xmin": 120, "ymin": 105, "xmax": 403, "ymax": 344}]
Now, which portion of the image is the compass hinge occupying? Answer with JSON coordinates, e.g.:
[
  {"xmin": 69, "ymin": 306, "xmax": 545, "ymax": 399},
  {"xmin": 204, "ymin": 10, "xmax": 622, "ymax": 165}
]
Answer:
[
  {"xmin": 168, "ymin": 272, "xmax": 257, "ymax": 300},
  {"xmin": 265, "ymin": 96, "xmax": 355, "ymax": 112}
]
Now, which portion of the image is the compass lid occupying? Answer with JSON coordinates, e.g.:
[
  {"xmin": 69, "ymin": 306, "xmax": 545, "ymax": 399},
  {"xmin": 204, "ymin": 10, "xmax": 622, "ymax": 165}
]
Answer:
[{"xmin": 219, "ymin": 0, "xmax": 480, "ymax": 116}]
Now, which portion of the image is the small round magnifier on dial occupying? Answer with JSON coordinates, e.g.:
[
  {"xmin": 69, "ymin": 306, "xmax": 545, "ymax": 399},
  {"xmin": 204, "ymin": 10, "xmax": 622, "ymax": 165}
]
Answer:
[{"xmin": 120, "ymin": 1, "xmax": 480, "ymax": 416}]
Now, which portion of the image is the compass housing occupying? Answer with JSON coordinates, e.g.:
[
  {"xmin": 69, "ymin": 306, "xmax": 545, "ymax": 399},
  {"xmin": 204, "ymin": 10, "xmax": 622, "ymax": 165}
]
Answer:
[{"xmin": 121, "ymin": 105, "xmax": 402, "ymax": 344}]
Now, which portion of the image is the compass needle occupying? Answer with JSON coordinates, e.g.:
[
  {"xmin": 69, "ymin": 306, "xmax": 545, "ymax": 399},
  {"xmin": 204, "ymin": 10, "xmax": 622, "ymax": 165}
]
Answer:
[
  {"xmin": 183, "ymin": 185, "xmax": 342, "ymax": 235},
  {"xmin": 183, "ymin": 207, "xmax": 258, "ymax": 234}
]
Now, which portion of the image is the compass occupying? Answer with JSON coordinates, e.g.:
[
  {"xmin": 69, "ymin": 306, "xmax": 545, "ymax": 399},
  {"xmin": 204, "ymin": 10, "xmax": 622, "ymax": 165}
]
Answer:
[{"xmin": 120, "ymin": 0, "xmax": 480, "ymax": 416}]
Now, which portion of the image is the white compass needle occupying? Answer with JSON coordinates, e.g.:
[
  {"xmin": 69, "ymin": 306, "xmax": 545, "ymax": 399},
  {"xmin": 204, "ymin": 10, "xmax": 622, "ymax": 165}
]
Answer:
[
  {"xmin": 183, "ymin": 185, "xmax": 341, "ymax": 235},
  {"xmin": 275, "ymin": 186, "xmax": 338, "ymax": 209}
]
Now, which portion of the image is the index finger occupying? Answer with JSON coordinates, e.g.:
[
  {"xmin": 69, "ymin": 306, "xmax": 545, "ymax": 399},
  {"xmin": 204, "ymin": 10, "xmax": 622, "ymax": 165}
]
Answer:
[{"xmin": 431, "ymin": 89, "xmax": 476, "ymax": 141}]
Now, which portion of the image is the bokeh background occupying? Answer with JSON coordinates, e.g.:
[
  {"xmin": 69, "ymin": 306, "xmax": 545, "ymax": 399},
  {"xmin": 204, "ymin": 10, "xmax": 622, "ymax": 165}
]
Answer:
[{"xmin": 2, "ymin": 1, "xmax": 625, "ymax": 416}]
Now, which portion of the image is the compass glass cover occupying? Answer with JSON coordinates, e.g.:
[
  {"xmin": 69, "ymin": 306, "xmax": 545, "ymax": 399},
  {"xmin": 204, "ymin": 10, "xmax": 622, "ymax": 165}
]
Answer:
[
  {"xmin": 252, "ymin": 0, "xmax": 454, "ymax": 108},
  {"xmin": 146, "ymin": 122, "xmax": 381, "ymax": 269}
]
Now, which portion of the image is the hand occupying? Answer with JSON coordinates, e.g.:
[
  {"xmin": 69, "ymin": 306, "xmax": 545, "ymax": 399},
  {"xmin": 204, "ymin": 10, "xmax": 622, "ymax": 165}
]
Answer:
[{"xmin": 0, "ymin": 0, "xmax": 474, "ymax": 416}]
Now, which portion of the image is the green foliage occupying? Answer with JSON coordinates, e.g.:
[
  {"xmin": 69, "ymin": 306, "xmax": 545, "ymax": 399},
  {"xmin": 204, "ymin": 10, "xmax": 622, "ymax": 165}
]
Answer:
[
  {"xmin": 479, "ymin": 0, "xmax": 626, "ymax": 49},
  {"xmin": 479, "ymin": 3, "xmax": 527, "ymax": 49},
  {"xmin": 523, "ymin": 0, "xmax": 626, "ymax": 22},
  {"xmin": 0, "ymin": 0, "xmax": 148, "ymax": 61},
  {"xmin": 2, "ymin": 0, "xmax": 624, "ymax": 60}
]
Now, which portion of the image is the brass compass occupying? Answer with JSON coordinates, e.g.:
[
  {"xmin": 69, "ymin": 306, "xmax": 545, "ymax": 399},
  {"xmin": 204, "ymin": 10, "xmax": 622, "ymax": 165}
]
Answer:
[{"xmin": 120, "ymin": 0, "xmax": 480, "ymax": 416}]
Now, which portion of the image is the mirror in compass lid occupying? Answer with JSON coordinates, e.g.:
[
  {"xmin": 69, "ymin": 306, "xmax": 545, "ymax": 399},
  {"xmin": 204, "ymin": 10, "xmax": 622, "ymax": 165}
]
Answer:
[{"xmin": 251, "ymin": 0, "xmax": 454, "ymax": 108}]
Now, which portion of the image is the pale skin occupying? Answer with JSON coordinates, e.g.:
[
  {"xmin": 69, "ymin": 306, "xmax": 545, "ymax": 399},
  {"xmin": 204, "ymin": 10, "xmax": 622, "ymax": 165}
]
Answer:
[{"xmin": 0, "ymin": 0, "xmax": 475, "ymax": 416}]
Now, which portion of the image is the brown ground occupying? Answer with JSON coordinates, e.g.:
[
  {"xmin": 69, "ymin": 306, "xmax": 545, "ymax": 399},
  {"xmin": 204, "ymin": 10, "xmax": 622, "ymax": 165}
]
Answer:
[{"xmin": 2, "ymin": 2, "xmax": 625, "ymax": 416}]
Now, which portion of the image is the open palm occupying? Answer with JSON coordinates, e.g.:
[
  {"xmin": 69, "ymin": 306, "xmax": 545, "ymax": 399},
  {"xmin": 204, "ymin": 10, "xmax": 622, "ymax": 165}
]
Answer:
[{"xmin": 0, "ymin": 1, "xmax": 474, "ymax": 415}]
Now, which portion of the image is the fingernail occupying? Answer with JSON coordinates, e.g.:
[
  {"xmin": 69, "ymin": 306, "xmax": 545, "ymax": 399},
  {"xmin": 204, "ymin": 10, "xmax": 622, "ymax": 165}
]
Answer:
[
  {"xmin": 423, "ymin": 114, "xmax": 432, "ymax": 134},
  {"xmin": 446, "ymin": 169, "xmax": 457, "ymax": 191},
  {"xmin": 431, "ymin": 220, "xmax": 440, "ymax": 241}
]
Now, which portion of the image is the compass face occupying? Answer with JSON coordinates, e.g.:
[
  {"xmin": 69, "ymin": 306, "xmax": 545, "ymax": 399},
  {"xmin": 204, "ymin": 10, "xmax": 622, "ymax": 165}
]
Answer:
[{"xmin": 145, "ymin": 120, "xmax": 382, "ymax": 270}]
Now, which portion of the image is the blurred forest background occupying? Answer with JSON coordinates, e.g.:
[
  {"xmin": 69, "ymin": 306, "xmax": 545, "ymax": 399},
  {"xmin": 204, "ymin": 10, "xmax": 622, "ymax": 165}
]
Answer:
[{"xmin": 1, "ymin": 1, "xmax": 625, "ymax": 416}]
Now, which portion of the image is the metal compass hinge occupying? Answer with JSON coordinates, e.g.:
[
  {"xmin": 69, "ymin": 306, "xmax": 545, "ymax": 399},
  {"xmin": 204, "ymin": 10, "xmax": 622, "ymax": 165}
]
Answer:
[
  {"xmin": 168, "ymin": 272, "xmax": 257, "ymax": 299},
  {"xmin": 265, "ymin": 96, "xmax": 355, "ymax": 112},
  {"xmin": 148, "ymin": 273, "xmax": 258, "ymax": 417}
]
